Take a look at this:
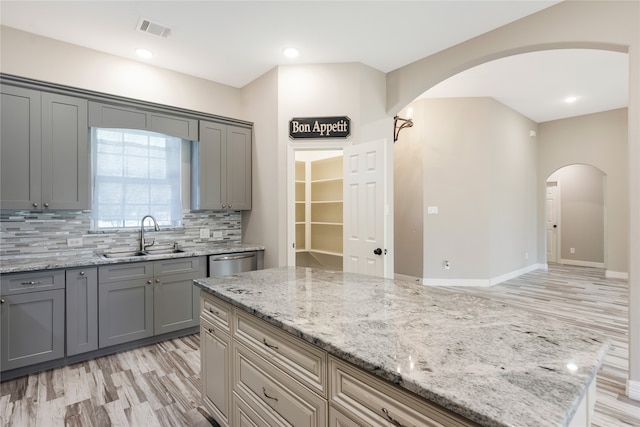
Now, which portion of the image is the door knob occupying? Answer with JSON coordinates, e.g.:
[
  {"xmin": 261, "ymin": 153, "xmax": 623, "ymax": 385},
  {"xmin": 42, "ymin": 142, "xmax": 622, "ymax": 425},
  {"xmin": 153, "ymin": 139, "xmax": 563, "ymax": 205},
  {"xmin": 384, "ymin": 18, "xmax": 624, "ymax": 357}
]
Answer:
[
  {"xmin": 553, "ymin": 224, "xmax": 557, "ymax": 228},
  {"xmin": 373, "ymin": 248, "xmax": 383, "ymax": 255}
]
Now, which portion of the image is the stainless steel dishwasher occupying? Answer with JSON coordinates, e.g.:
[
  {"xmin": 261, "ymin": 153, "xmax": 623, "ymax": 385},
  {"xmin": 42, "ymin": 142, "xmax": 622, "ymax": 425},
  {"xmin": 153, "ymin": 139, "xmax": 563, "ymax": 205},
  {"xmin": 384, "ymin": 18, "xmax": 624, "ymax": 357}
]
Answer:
[{"xmin": 209, "ymin": 251, "xmax": 258, "ymax": 276}]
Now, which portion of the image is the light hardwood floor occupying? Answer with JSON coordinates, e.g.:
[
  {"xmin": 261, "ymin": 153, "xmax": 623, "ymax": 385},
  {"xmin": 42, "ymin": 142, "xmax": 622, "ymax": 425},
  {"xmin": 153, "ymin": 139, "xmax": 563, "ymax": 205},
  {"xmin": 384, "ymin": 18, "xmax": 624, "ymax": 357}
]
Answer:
[{"xmin": 1, "ymin": 264, "xmax": 639, "ymax": 426}]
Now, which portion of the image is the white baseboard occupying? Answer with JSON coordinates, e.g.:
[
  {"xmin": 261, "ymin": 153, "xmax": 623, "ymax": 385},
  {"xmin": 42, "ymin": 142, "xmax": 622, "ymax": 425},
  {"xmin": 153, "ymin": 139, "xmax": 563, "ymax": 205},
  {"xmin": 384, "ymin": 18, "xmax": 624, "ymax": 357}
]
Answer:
[
  {"xmin": 559, "ymin": 259, "xmax": 605, "ymax": 268},
  {"xmin": 422, "ymin": 264, "xmax": 543, "ymax": 287},
  {"xmin": 627, "ymin": 379, "xmax": 640, "ymax": 401},
  {"xmin": 606, "ymin": 270, "xmax": 629, "ymax": 280}
]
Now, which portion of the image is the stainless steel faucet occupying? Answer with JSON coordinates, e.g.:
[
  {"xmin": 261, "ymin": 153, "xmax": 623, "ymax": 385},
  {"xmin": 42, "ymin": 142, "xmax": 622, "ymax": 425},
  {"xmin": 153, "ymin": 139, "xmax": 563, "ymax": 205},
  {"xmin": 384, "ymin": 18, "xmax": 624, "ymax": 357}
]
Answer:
[{"xmin": 140, "ymin": 215, "xmax": 160, "ymax": 251}]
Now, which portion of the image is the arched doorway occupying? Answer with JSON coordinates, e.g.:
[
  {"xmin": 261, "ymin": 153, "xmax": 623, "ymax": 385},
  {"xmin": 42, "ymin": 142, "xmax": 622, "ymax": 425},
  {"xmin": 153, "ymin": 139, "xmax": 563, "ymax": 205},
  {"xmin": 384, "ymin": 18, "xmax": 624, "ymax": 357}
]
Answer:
[{"xmin": 546, "ymin": 164, "xmax": 606, "ymax": 268}]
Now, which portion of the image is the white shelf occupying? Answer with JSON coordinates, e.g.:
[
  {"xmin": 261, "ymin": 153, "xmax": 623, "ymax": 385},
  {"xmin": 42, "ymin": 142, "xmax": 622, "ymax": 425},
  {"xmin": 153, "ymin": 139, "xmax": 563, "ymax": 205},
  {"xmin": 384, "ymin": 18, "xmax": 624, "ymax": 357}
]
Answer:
[{"xmin": 309, "ymin": 249, "xmax": 342, "ymax": 257}]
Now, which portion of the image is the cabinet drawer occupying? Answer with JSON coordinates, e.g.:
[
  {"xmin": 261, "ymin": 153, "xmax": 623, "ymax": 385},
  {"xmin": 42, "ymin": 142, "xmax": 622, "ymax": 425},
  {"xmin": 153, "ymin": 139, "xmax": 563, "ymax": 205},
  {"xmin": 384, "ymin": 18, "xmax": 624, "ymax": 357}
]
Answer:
[
  {"xmin": 98, "ymin": 262, "xmax": 153, "ymax": 283},
  {"xmin": 201, "ymin": 292, "xmax": 232, "ymax": 333},
  {"xmin": 233, "ymin": 391, "xmax": 281, "ymax": 427},
  {"xmin": 154, "ymin": 256, "xmax": 203, "ymax": 276},
  {"xmin": 329, "ymin": 357, "xmax": 477, "ymax": 427},
  {"xmin": 1, "ymin": 269, "xmax": 65, "ymax": 295},
  {"xmin": 233, "ymin": 342, "xmax": 327, "ymax": 427},
  {"xmin": 235, "ymin": 310, "xmax": 327, "ymax": 397}
]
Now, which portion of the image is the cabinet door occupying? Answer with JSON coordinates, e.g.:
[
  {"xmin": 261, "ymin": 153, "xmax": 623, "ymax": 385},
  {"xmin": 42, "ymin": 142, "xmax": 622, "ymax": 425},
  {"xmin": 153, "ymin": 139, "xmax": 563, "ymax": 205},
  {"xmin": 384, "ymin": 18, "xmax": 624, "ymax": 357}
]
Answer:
[
  {"xmin": 154, "ymin": 272, "xmax": 200, "ymax": 334},
  {"xmin": 1, "ymin": 289, "xmax": 65, "ymax": 371},
  {"xmin": 41, "ymin": 93, "xmax": 89, "ymax": 209},
  {"xmin": 0, "ymin": 85, "xmax": 42, "ymax": 210},
  {"xmin": 66, "ymin": 267, "xmax": 98, "ymax": 356},
  {"xmin": 195, "ymin": 120, "xmax": 225, "ymax": 209},
  {"xmin": 226, "ymin": 125, "xmax": 252, "ymax": 210},
  {"xmin": 201, "ymin": 319, "xmax": 232, "ymax": 427},
  {"xmin": 98, "ymin": 278, "xmax": 154, "ymax": 348}
]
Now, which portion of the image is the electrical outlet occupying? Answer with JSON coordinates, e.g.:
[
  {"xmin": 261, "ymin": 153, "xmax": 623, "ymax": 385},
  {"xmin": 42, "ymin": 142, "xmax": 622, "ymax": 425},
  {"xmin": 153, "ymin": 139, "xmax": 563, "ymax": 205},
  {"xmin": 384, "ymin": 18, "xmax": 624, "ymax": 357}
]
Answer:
[
  {"xmin": 67, "ymin": 237, "xmax": 83, "ymax": 247},
  {"xmin": 200, "ymin": 228, "xmax": 210, "ymax": 239},
  {"xmin": 443, "ymin": 260, "xmax": 451, "ymax": 270},
  {"xmin": 570, "ymin": 247, "xmax": 575, "ymax": 254},
  {"xmin": 525, "ymin": 252, "xmax": 529, "ymax": 260},
  {"xmin": 213, "ymin": 231, "xmax": 223, "ymax": 238}
]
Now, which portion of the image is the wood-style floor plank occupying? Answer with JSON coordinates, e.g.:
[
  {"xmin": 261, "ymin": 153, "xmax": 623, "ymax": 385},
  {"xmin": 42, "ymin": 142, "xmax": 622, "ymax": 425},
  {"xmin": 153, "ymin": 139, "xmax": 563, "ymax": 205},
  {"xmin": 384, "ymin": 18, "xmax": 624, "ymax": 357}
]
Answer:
[{"xmin": 1, "ymin": 265, "xmax": 639, "ymax": 426}]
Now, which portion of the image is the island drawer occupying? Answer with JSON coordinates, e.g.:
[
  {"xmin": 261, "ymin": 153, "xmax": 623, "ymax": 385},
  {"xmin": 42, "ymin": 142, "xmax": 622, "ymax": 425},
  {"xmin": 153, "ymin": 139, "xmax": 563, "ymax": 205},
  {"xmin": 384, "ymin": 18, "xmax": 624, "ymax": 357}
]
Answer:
[
  {"xmin": 1, "ymin": 269, "xmax": 65, "ymax": 295},
  {"xmin": 329, "ymin": 357, "xmax": 478, "ymax": 427},
  {"xmin": 233, "ymin": 341, "xmax": 327, "ymax": 427},
  {"xmin": 201, "ymin": 292, "xmax": 232, "ymax": 333},
  {"xmin": 234, "ymin": 309, "xmax": 327, "ymax": 397}
]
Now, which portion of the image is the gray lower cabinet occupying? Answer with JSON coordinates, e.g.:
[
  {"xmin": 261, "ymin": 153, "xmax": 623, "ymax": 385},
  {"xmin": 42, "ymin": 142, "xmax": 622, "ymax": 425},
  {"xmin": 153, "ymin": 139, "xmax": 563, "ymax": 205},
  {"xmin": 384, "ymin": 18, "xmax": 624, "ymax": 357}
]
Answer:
[
  {"xmin": 153, "ymin": 256, "xmax": 206, "ymax": 335},
  {"xmin": 0, "ymin": 84, "xmax": 89, "ymax": 210},
  {"xmin": 98, "ymin": 256, "xmax": 205, "ymax": 348},
  {"xmin": 98, "ymin": 262, "xmax": 155, "ymax": 348},
  {"xmin": 66, "ymin": 267, "xmax": 98, "ymax": 356},
  {"xmin": 0, "ymin": 270, "xmax": 66, "ymax": 371},
  {"xmin": 193, "ymin": 121, "xmax": 252, "ymax": 210}
]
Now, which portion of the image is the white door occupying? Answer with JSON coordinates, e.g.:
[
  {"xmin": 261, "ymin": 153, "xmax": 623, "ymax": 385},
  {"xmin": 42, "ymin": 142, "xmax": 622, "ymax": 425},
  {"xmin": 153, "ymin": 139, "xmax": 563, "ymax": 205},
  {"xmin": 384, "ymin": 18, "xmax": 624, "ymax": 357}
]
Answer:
[
  {"xmin": 343, "ymin": 139, "xmax": 392, "ymax": 278},
  {"xmin": 546, "ymin": 182, "xmax": 560, "ymax": 263}
]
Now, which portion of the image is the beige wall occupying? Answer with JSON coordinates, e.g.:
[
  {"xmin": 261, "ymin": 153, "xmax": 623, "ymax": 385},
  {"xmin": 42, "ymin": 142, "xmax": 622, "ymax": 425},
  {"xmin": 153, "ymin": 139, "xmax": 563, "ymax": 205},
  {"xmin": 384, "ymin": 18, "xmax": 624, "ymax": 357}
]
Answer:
[
  {"xmin": 0, "ymin": 26, "xmax": 244, "ymax": 119},
  {"xmin": 539, "ymin": 109, "xmax": 628, "ymax": 275},
  {"xmin": 548, "ymin": 165, "xmax": 606, "ymax": 265},
  {"xmin": 394, "ymin": 97, "xmax": 537, "ymax": 284}
]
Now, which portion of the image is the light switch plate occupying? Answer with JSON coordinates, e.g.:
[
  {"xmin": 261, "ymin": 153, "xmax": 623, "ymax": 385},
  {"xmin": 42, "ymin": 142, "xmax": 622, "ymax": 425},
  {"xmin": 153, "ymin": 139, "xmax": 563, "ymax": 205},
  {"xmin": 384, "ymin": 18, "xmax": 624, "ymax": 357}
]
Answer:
[
  {"xmin": 200, "ymin": 228, "xmax": 210, "ymax": 239},
  {"xmin": 213, "ymin": 231, "xmax": 223, "ymax": 238},
  {"xmin": 427, "ymin": 206, "xmax": 439, "ymax": 215}
]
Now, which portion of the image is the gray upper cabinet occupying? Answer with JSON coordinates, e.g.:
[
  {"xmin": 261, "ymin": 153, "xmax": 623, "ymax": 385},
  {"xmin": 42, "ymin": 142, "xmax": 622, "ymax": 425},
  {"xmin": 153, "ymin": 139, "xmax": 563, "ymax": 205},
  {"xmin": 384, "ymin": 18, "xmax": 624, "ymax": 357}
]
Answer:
[
  {"xmin": 1, "ymin": 85, "xmax": 42, "ymax": 209},
  {"xmin": 0, "ymin": 85, "xmax": 89, "ymax": 210},
  {"xmin": 88, "ymin": 101, "xmax": 198, "ymax": 141},
  {"xmin": 193, "ymin": 121, "xmax": 252, "ymax": 210}
]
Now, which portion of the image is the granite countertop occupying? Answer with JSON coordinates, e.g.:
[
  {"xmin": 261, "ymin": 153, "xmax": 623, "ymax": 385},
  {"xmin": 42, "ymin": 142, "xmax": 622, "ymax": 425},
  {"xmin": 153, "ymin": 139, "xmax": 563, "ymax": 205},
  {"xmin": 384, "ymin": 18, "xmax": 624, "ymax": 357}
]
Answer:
[
  {"xmin": 0, "ymin": 243, "xmax": 264, "ymax": 274},
  {"xmin": 194, "ymin": 267, "xmax": 609, "ymax": 427}
]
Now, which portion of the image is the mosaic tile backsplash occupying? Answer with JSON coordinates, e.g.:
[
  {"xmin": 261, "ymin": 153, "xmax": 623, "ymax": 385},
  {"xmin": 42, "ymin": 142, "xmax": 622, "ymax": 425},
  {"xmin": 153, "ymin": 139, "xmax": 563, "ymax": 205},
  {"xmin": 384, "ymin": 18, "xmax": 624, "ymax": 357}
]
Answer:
[{"xmin": 0, "ymin": 210, "xmax": 242, "ymax": 259}]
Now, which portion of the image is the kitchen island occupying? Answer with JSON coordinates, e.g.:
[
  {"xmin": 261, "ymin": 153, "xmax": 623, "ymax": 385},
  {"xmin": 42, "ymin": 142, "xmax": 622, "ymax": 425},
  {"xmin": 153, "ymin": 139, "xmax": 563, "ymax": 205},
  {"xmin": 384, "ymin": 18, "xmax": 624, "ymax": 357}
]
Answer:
[{"xmin": 194, "ymin": 267, "xmax": 609, "ymax": 427}]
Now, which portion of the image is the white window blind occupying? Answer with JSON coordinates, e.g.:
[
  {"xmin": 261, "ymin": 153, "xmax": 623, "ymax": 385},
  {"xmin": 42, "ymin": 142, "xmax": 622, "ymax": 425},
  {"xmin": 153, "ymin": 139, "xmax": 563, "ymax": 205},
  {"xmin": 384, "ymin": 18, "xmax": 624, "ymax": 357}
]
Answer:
[{"xmin": 91, "ymin": 128, "xmax": 182, "ymax": 229}]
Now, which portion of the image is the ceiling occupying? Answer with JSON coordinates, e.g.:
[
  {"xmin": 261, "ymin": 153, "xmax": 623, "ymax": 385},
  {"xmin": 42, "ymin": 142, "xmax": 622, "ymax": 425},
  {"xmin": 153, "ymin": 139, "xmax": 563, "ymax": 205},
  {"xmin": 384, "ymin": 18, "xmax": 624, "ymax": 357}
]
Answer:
[{"xmin": 0, "ymin": 1, "xmax": 629, "ymax": 123}]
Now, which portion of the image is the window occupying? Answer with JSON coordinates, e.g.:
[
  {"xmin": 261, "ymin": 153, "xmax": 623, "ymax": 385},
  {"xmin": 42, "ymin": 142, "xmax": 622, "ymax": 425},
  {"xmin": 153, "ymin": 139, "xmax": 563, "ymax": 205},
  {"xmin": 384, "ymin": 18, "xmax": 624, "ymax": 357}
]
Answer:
[{"xmin": 91, "ymin": 128, "xmax": 182, "ymax": 229}]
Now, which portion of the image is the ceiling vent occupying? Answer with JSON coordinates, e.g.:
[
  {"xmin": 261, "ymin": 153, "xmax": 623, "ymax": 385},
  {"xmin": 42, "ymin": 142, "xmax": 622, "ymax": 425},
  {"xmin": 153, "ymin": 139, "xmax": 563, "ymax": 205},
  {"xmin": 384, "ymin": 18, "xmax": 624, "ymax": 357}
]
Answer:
[{"xmin": 136, "ymin": 17, "xmax": 172, "ymax": 38}]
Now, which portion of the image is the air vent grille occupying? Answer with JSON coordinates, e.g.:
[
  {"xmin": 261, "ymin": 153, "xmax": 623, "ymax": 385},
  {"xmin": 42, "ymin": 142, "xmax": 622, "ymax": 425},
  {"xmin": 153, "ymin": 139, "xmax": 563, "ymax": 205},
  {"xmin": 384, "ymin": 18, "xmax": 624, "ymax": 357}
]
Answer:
[{"xmin": 137, "ymin": 17, "xmax": 172, "ymax": 38}]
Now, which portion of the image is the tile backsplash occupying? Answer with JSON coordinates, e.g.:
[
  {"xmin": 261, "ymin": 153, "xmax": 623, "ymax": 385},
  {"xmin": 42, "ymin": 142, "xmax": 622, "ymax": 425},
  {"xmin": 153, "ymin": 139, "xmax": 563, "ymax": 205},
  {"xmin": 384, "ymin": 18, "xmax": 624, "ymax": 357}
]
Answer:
[{"xmin": 0, "ymin": 210, "xmax": 241, "ymax": 259}]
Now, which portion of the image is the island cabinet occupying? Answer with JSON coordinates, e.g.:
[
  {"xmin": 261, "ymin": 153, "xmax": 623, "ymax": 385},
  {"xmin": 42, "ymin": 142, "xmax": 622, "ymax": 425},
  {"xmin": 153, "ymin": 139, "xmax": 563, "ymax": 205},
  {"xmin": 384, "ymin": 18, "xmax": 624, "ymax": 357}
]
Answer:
[
  {"xmin": 193, "ymin": 121, "xmax": 252, "ymax": 211},
  {"xmin": 0, "ymin": 85, "xmax": 89, "ymax": 210},
  {"xmin": 99, "ymin": 256, "xmax": 205, "ymax": 348},
  {"xmin": 0, "ymin": 270, "xmax": 66, "ymax": 371},
  {"xmin": 199, "ymin": 292, "xmax": 478, "ymax": 427}
]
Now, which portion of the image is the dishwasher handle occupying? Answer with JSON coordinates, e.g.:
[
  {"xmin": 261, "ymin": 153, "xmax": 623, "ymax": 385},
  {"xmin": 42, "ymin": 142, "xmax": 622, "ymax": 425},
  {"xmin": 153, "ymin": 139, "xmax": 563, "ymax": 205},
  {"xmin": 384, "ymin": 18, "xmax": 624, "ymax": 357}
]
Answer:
[{"xmin": 211, "ymin": 253, "xmax": 256, "ymax": 262}]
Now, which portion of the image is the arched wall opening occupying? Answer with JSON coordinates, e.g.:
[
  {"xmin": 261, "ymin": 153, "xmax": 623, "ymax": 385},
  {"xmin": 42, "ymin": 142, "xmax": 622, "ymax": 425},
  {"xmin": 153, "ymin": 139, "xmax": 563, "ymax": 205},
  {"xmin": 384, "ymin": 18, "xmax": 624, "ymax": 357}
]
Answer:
[{"xmin": 546, "ymin": 164, "xmax": 607, "ymax": 269}]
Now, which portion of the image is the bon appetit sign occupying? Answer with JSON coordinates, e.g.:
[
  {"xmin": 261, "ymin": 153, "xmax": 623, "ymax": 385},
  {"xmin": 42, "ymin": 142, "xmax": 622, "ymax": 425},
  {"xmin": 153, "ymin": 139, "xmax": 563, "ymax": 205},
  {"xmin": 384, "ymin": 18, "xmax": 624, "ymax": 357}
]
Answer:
[{"xmin": 289, "ymin": 116, "xmax": 351, "ymax": 139}]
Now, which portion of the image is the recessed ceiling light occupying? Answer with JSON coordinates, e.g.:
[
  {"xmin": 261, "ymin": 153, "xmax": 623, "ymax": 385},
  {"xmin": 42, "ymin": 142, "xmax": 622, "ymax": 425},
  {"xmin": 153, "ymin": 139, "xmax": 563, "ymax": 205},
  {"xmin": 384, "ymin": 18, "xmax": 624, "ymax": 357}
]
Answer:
[
  {"xmin": 283, "ymin": 47, "xmax": 299, "ymax": 59},
  {"xmin": 135, "ymin": 48, "xmax": 153, "ymax": 59},
  {"xmin": 565, "ymin": 96, "xmax": 578, "ymax": 103}
]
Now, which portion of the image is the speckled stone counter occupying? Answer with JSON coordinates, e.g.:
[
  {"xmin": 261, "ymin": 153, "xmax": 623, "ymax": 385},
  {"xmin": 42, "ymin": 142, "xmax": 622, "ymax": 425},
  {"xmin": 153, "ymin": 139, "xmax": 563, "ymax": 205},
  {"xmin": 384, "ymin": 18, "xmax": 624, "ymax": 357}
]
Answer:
[
  {"xmin": 194, "ymin": 267, "xmax": 609, "ymax": 427},
  {"xmin": 0, "ymin": 243, "xmax": 264, "ymax": 273}
]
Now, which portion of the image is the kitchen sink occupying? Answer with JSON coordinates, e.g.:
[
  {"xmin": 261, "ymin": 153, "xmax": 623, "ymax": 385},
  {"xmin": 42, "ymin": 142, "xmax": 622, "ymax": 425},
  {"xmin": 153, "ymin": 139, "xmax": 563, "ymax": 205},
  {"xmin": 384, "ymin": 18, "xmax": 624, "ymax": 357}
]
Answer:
[
  {"xmin": 100, "ymin": 251, "xmax": 147, "ymax": 259},
  {"xmin": 99, "ymin": 248, "xmax": 185, "ymax": 259},
  {"xmin": 143, "ymin": 248, "xmax": 185, "ymax": 255}
]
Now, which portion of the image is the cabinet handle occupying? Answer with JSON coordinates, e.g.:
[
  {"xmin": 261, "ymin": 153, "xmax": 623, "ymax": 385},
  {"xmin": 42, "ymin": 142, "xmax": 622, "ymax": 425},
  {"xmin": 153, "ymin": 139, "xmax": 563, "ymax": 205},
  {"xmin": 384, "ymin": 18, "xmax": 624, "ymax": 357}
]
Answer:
[
  {"xmin": 147, "ymin": 280, "xmax": 152, "ymax": 284},
  {"xmin": 44, "ymin": 203, "xmax": 49, "ymax": 208},
  {"xmin": 156, "ymin": 279, "xmax": 161, "ymax": 283},
  {"xmin": 381, "ymin": 408, "xmax": 406, "ymax": 427},
  {"xmin": 208, "ymin": 308, "xmax": 220, "ymax": 316},
  {"xmin": 207, "ymin": 328, "xmax": 214, "ymax": 334},
  {"xmin": 1, "ymin": 299, "xmax": 5, "ymax": 304},
  {"xmin": 262, "ymin": 338, "xmax": 279, "ymax": 350},
  {"xmin": 80, "ymin": 271, "xmax": 85, "ymax": 276},
  {"xmin": 32, "ymin": 202, "xmax": 38, "ymax": 208},
  {"xmin": 21, "ymin": 281, "xmax": 42, "ymax": 285},
  {"xmin": 262, "ymin": 387, "xmax": 278, "ymax": 402}
]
